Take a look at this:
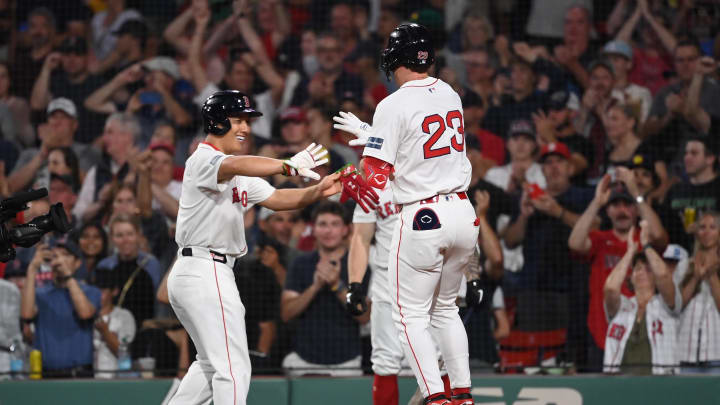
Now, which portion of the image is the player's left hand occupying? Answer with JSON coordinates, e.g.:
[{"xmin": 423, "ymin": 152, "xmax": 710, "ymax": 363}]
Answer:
[
  {"xmin": 283, "ymin": 143, "xmax": 329, "ymax": 180},
  {"xmin": 333, "ymin": 111, "xmax": 372, "ymax": 146},
  {"xmin": 336, "ymin": 164, "xmax": 380, "ymax": 213},
  {"xmin": 346, "ymin": 282, "xmax": 368, "ymax": 315}
]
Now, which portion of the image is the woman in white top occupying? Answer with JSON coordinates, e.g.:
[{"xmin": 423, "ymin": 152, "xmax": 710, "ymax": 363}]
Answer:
[
  {"xmin": 603, "ymin": 221, "xmax": 680, "ymax": 375},
  {"xmin": 677, "ymin": 212, "xmax": 720, "ymax": 374}
]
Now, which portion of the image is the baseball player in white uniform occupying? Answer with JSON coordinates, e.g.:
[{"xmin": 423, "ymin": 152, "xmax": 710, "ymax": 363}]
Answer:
[
  {"xmin": 345, "ymin": 182, "xmax": 454, "ymax": 405},
  {"xmin": 338, "ymin": 24, "xmax": 478, "ymax": 405},
  {"xmin": 167, "ymin": 90, "xmax": 341, "ymax": 405}
]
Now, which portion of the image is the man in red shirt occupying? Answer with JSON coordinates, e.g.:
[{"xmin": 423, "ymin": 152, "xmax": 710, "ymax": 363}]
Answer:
[{"xmin": 568, "ymin": 173, "xmax": 667, "ymax": 370}]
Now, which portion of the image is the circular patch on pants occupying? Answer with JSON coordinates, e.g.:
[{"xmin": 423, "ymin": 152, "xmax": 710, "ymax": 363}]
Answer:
[{"xmin": 413, "ymin": 208, "xmax": 441, "ymax": 230}]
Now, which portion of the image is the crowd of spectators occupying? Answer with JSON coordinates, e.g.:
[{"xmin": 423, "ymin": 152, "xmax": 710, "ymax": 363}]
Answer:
[{"xmin": 1, "ymin": 0, "xmax": 720, "ymax": 378}]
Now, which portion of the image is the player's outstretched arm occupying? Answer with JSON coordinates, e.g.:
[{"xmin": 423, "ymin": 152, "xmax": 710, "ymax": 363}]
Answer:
[
  {"xmin": 260, "ymin": 172, "xmax": 342, "ymax": 211},
  {"xmin": 218, "ymin": 143, "xmax": 329, "ymax": 183}
]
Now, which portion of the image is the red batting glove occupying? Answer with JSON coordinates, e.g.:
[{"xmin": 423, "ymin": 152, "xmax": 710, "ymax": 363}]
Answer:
[{"xmin": 337, "ymin": 164, "xmax": 380, "ymax": 213}]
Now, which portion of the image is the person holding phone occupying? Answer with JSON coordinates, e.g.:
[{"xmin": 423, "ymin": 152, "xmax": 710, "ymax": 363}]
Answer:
[{"xmin": 503, "ymin": 142, "xmax": 594, "ymax": 367}]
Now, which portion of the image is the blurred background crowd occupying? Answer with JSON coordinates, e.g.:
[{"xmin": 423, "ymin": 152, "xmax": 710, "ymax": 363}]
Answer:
[{"xmin": 1, "ymin": 0, "xmax": 720, "ymax": 379}]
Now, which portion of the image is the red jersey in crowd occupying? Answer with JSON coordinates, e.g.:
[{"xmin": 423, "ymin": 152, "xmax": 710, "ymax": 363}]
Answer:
[{"xmin": 585, "ymin": 229, "xmax": 638, "ymax": 349}]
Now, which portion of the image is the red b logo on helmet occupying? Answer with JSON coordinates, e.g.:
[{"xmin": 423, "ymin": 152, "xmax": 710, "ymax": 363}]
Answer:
[
  {"xmin": 243, "ymin": 96, "xmax": 250, "ymax": 106},
  {"xmin": 417, "ymin": 51, "xmax": 428, "ymax": 60}
]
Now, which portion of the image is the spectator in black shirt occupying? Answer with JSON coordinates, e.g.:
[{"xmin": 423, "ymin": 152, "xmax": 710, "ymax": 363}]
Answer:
[
  {"xmin": 30, "ymin": 36, "xmax": 106, "ymax": 144},
  {"xmin": 12, "ymin": 7, "xmax": 56, "ymax": 99},
  {"xmin": 665, "ymin": 136, "xmax": 720, "ymax": 250},
  {"xmin": 96, "ymin": 213, "xmax": 157, "ymax": 329},
  {"xmin": 503, "ymin": 142, "xmax": 594, "ymax": 293},
  {"xmin": 281, "ymin": 201, "xmax": 369, "ymax": 376},
  {"xmin": 482, "ymin": 59, "xmax": 547, "ymax": 140}
]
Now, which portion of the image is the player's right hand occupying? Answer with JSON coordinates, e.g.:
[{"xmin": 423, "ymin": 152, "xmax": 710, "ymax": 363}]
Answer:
[
  {"xmin": 332, "ymin": 111, "xmax": 372, "ymax": 146},
  {"xmin": 346, "ymin": 282, "xmax": 368, "ymax": 315},
  {"xmin": 283, "ymin": 143, "xmax": 329, "ymax": 180}
]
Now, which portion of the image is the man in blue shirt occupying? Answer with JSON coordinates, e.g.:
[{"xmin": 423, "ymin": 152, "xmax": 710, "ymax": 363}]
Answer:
[
  {"xmin": 280, "ymin": 201, "xmax": 370, "ymax": 376},
  {"xmin": 20, "ymin": 236, "xmax": 101, "ymax": 377}
]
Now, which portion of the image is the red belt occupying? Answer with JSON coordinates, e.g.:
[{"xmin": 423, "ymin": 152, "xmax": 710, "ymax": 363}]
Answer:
[{"xmin": 419, "ymin": 191, "xmax": 468, "ymax": 205}]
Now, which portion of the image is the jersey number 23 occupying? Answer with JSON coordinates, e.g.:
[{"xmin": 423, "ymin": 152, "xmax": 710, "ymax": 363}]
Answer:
[{"xmin": 421, "ymin": 110, "xmax": 464, "ymax": 159}]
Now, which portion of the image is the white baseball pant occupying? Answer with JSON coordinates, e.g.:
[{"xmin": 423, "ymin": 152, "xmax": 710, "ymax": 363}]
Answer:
[
  {"xmin": 389, "ymin": 193, "xmax": 478, "ymax": 398},
  {"xmin": 167, "ymin": 250, "xmax": 251, "ymax": 405}
]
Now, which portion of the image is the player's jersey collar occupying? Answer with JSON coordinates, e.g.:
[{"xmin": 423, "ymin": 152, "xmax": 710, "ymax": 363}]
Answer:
[
  {"xmin": 200, "ymin": 141, "xmax": 221, "ymax": 151},
  {"xmin": 400, "ymin": 76, "xmax": 438, "ymax": 89}
]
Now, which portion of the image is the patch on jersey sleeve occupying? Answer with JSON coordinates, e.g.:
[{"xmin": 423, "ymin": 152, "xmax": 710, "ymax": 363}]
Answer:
[
  {"xmin": 412, "ymin": 208, "xmax": 441, "ymax": 231},
  {"xmin": 366, "ymin": 137, "xmax": 384, "ymax": 150},
  {"xmin": 210, "ymin": 155, "xmax": 222, "ymax": 166}
]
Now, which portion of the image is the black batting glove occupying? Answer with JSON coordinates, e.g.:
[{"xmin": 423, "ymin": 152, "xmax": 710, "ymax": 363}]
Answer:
[{"xmin": 346, "ymin": 282, "xmax": 368, "ymax": 315}]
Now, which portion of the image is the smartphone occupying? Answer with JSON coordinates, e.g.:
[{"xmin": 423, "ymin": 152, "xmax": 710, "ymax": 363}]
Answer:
[
  {"xmin": 139, "ymin": 91, "xmax": 162, "ymax": 105},
  {"xmin": 608, "ymin": 166, "xmax": 617, "ymax": 182},
  {"xmin": 528, "ymin": 183, "xmax": 546, "ymax": 200}
]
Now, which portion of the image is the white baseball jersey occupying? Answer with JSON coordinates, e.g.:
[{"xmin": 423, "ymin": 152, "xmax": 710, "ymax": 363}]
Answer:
[
  {"xmin": 677, "ymin": 286, "xmax": 720, "ymax": 363},
  {"xmin": 362, "ymin": 76, "xmax": 472, "ymax": 205},
  {"xmin": 175, "ymin": 143, "xmax": 275, "ymax": 256},
  {"xmin": 352, "ymin": 185, "xmax": 400, "ymax": 271},
  {"xmin": 604, "ymin": 289, "xmax": 681, "ymax": 374}
]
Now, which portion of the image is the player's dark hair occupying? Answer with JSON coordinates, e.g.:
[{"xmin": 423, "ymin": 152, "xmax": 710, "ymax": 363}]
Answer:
[
  {"xmin": 311, "ymin": 201, "xmax": 350, "ymax": 225},
  {"xmin": 407, "ymin": 64, "xmax": 431, "ymax": 74}
]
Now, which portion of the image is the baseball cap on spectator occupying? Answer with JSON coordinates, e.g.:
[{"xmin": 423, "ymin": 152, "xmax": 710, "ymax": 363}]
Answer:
[
  {"xmin": 588, "ymin": 58, "xmax": 615, "ymax": 76},
  {"xmin": 507, "ymin": 119, "xmax": 535, "ymax": 141},
  {"xmin": 662, "ymin": 244, "xmax": 689, "ymax": 262},
  {"xmin": 628, "ymin": 152, "xmax": 660, "ymax": 186},
  {"xmin": 3, "ymin": 257, "xmax": 26, "ymax": 279},
  {"xmin": 279, "ymin": 107, "xmax": 306, "ymax": 123},
  {"xmin": 94, "ymin": 268, "xmax": 120, "ymax": 289},
  {"xmin": 539, "ymin": 142, "xmax": 570, "ymax": 162},
  {"xmin": 149, "ymin": 142, "xmax": 176, "ymax": 156},
  {"xmin": 602, "ymin": 40, "xmax": 633, "ymax": 60},
  {"xmin": 142, "ymin": 56, "xmax": 180, "ymax": 80},
  {"xmin": 546, "ymin": 90, "xmax": 580, "ymax": 112},
  {"xmin": 607, "ymin": 182, "xmax": 634, "ymax": 205},
  {"xmin": 47, "ymin": 98, "xmax": 77, "ymax": 118},
  {"xmin": 51, "ymin": 172, "xmax": 79, "ymax": 193},
  {"xmin": 59, "ymin": 36, "xmax": 88, "ymax": 54},
  {"xmin": 49, "ymin": 235, "xmax": 82, "ymax": 258},
  {"xmin": 340, "ymin": 89, "xmax": 362, "ymax": 105},
  {"xmin": 113, "ymin": 19, "xmax": 148, "ymax": 41}
]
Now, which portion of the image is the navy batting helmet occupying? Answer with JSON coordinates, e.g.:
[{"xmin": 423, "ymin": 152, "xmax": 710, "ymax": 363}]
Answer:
[
  {"xmin": 380, "ymin": 23, "xmax": 435, "ymax": 80},
  {"xmin": 201, "ymin": 90, "xmax": 262, "ymax": 136}
]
